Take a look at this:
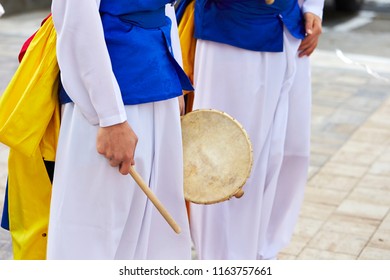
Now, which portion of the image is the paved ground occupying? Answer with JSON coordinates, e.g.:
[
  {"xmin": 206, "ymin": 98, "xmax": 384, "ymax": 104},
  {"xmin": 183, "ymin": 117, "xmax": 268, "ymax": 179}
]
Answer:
[{"xmin": 1, "ymin": 9, "xmax": 390, "ymax": 260}]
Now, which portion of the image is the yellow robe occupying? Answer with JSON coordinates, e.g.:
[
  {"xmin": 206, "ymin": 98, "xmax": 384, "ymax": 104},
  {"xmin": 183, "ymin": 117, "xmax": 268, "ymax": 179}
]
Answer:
[
  {"xmin": 177, "ymin": 0, "xmax": 197, "ymax": 113},
  {"xmin": 0, "ymin": 15, "xmax": 60, "ymax": 260}
]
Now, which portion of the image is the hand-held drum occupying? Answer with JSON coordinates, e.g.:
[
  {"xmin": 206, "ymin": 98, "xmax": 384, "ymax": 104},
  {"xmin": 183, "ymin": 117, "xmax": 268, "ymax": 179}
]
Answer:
[{"xmin": 181, "ymin": 109, "xmax": 253, "ymax": 204}]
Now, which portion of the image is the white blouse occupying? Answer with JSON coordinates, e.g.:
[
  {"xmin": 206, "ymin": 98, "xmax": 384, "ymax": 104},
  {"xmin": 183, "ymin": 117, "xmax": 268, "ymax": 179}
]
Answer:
[{"xmin": 301, "ymin": 0, "xmax": 325, "ymax": 19}]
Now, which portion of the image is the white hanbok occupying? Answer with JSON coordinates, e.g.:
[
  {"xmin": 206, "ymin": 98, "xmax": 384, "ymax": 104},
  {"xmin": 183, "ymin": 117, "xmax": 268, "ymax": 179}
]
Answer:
[
  {"xmin": 189, "ymin": 0, "xmax": 324, "ymax": 260},
  {"xmin": 47, "ymin": 0, "xmax": 192, "ymax": 259}
]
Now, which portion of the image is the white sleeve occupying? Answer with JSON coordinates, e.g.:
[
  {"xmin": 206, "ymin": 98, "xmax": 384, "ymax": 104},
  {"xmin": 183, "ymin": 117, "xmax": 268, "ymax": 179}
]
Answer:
[
  {"xmin": 0, "ymin": 4, "xmax": 5, "ymax": 17},
  {"xmin": 300, "ymin": 0, "xmax": 325, "ymax": 19},
  {"xmin": 52, "ymin": 0, "xmax": 127, "ymax": 127},
  {"xmin": 166, "ymin": 4, "xmax": 184, "ymax": 67}
]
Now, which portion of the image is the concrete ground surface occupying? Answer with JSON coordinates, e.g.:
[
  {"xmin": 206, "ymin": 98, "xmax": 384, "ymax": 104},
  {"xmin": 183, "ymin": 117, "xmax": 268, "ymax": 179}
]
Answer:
[{"xmin": 0, "ymin": 9, "xmax": 389, "ymax": 261}]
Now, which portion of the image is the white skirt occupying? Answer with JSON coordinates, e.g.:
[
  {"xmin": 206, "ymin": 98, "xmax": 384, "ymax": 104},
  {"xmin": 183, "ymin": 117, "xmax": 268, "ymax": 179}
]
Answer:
[
  {"xmin": 190, "ymin": 30, "xmax": 312, "ymax": 260},
  {"xmin": 47, "ymin": 98, "xmax": 192, "ymax": 260}
]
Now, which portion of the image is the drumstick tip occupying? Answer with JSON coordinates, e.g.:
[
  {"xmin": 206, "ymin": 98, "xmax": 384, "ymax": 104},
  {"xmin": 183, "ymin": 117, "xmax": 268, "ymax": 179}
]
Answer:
[{"xmin": 175, "ymin": 227, "xmax": 182, "ymax": 234}]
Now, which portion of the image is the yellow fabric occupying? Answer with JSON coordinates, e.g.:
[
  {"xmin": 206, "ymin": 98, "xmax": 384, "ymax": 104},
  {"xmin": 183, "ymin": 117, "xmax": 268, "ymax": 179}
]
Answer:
[
  {"xmin": 178, "ymin": 0, "xmax": 196, "ymax": 219},
  {"xmin": 177, "ymin": 0, "xmax": 197, "ymax": 113},
  {"xmin": 0, "ymin": 15, "xmax": 59, "ymax": 259},
  {"xmin": 7, "ymin": 149, "xmax": 53, "ymax": 260}
]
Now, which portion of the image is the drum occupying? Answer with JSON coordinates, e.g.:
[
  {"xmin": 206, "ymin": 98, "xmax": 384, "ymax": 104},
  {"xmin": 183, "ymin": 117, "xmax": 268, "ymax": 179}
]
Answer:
[{"xmin": 181, "ymin": 109, "xmax": 253, "ymax": 204}]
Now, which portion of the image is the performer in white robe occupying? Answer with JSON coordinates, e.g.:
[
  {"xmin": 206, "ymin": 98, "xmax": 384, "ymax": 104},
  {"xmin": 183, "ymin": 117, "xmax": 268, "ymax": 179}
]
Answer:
[
  {"xmin": 47, "ymin": 0, "xmax": 192, "ymax": 259},
  {"xmin": 189, "ymin": 0, "xmax": 324, "ymax": 260}
]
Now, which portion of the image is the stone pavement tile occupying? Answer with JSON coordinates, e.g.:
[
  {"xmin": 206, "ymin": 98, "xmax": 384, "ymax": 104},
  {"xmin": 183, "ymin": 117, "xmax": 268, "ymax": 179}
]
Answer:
[
  {"xmin": 318, "ymin": 162, "xmax": 369, "ymax": 178},
  {"xmin": 311, "ymin": 104, "xmax": 336, "ymax": 124},
  {"xmin": 368, "ymin": 162, "xmax": 390, "ymax": 177},
  {"xmin": 299, "ymin": 201, "xmax": 337, "ymax": 221},
  {"xmin": 347, "ymin": 187, "xmax": 390, "ymax": 206},
  {"xmin": 378, "ymin": 213, "xmax": 390, "ymax": 230},
  {"xmin": 358, "ymin": 247, "xmax": 390, "ymax": 260},
  {"xmin": 307, "ymin": 230, "xmax": 370, "ymax": 256},
  {"xmin": 0, "ymin": 37, "xmax": 26, "ymax": 57},
  {"xmin": 277, "ymin": 253, "xmax": 297, "ymax": 260},
  {"xmin": 336, "ymin": 199, "xmax": 389, "ymax": 221},
  {"xmin": 292, "ymin": 217, "xmax": 324, "ymax": 240},
  {"xmin": 367, "ymin": 115, "xmax": 390, "ymax": 129},
  {"xmin": 0, "ymin": 229, "xmax": 12, "ymax": 260},
  {"xmin": 310, "ymin": 136, "xmax": 346, "ymax": 156},
  {"xmin": 0, "ymin": 162, "xmax": 7, "ymax": 191},
  {"xmin": 321, "ymin": 215, "xmax": 380, "ymax": 237},
  {"xmin": 0, "ymin": 143, "xmax": 9, "ymax": 160},
  {"xmin": 327, "ymin": 108, "xmax": 370, "ymax": 128},
  {"xmin": 367, "ymin": 229, "xmax": 390, "ymax": 251},
  {"xmin": 308, "ymin": 173, "xmax": 359, "ymax": 192},
  {"xmin": 312, "ymin": 91, "xmax": 352, "ymax": 108},
  {"xmin": 0, "ymin": 143, "xmax": 9, "ymax": 202},
  {"xmin": 331, "ymin": 141, "xmax": 385, "ymax": 166},
  {"xmin": 323, "ymin": 123, "xmax": 359, "ymax": 140},
  {"xmin": 364, "ymin": 102, "xmax": 390, "ymax": 129},
  {"xmin": 0, "ymin": 10, "xmax": 49, "ymax": 37},
  {"xmin": 279, "ymin": 235, "xmax": 310, "ymax": 258},
  {"xmin": 333, "ymin": 74, "xmax": 372, "ymax": 87},
  {"xmin": 377, "ymin": 147, "xmax": 390, "ymax": 162},
  {"xmin": 357, "ymin": 174, "xmax": 390, "ymax": 191},
  {"xmin": 344, "ymin": 92, "xmax": 390, "ymax": 113},
  {"xmin": 350, "ymin": 126, "xmax": 390, "ymax": 146},
  {"xmin": 304, "ymin": 187, "xmax": 348, "ymax": 206},
  {"xmin": 309, "ymin": 152, "xmax": 330, "ymax": 168},
  {"xmin": 313, "ymin": 85, "xmax": 355, "ymax": 104},
  {"xmin": 307, "ymin": 166, "xmax": 320, "ymax": 179},
  {"xmin": 296, "ymin": 248, "xmax": 356, "ymax": 260}
]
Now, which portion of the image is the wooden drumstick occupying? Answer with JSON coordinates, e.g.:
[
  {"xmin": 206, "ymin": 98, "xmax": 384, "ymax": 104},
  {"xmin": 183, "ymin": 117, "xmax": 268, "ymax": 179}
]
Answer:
[
  {"xmin": 129, "ymin": 165, "xmax": 182, "ymax": 234},
  {"xmin": 265, "ymin": 0, "xmax": 275, "ymax": 4}
]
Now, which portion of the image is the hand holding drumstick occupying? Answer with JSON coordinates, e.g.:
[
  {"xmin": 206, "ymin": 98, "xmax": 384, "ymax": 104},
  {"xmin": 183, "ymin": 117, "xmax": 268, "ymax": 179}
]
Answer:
[{"xmin": 97, "ymin": 121, "xmax": 181, "ymax": 234}]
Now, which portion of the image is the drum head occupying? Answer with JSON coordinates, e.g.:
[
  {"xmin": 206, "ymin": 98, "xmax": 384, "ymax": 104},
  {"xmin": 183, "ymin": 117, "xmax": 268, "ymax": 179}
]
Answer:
[{"xmin": 181, "ymin": 109, "xmax": 253, "ymax": 204}]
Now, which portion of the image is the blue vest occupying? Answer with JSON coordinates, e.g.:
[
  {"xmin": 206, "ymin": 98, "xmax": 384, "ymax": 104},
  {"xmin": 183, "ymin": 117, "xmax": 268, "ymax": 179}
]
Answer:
[
  {"xmin": 60, "ymin": 0, "xmax": 193, "ymax": 105},
  {"xmin": 194, "ymin": 0, "xmax": 305, "ymax": 52}
]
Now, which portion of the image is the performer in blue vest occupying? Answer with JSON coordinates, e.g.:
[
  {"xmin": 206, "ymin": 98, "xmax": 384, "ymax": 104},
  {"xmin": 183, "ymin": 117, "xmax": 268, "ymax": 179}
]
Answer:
[
  {"xmin": 185, "ymin": 0, "xmax": 324, "ymax": 260},
  {"xmin": 47, "ymin": 0, "xmax": 193, "ymax": 259}
]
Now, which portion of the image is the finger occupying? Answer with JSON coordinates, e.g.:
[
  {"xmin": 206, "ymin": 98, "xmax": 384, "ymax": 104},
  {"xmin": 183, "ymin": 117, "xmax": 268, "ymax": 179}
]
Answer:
[
  {"xmin": 299, "ymin": 43, "xmax": 317, "ymax": 57},
  {"xmin": 298, "ymin": 39, "xmax": 310, "ymax": 51},
  {"xmin": 109, "ymin": 158, "xmax": 122, "ymax": 167},
  {"xmin": 299, "ymin": 43, "xmax": 313, "ymax": 57},
  {"xmin": 298, "ymin": 38, "xmax": 312, "ymax": 53},
  {"xmin": 299, "ymin": 35, "xmax": 318, "ymax": 52},
  {"xmin": 119, "ymin": 160, "xmax": 132, "ymax": 175},
  {"xmin": 96, "ymin": 143, "xmax": 106, "ymax": 155}
]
